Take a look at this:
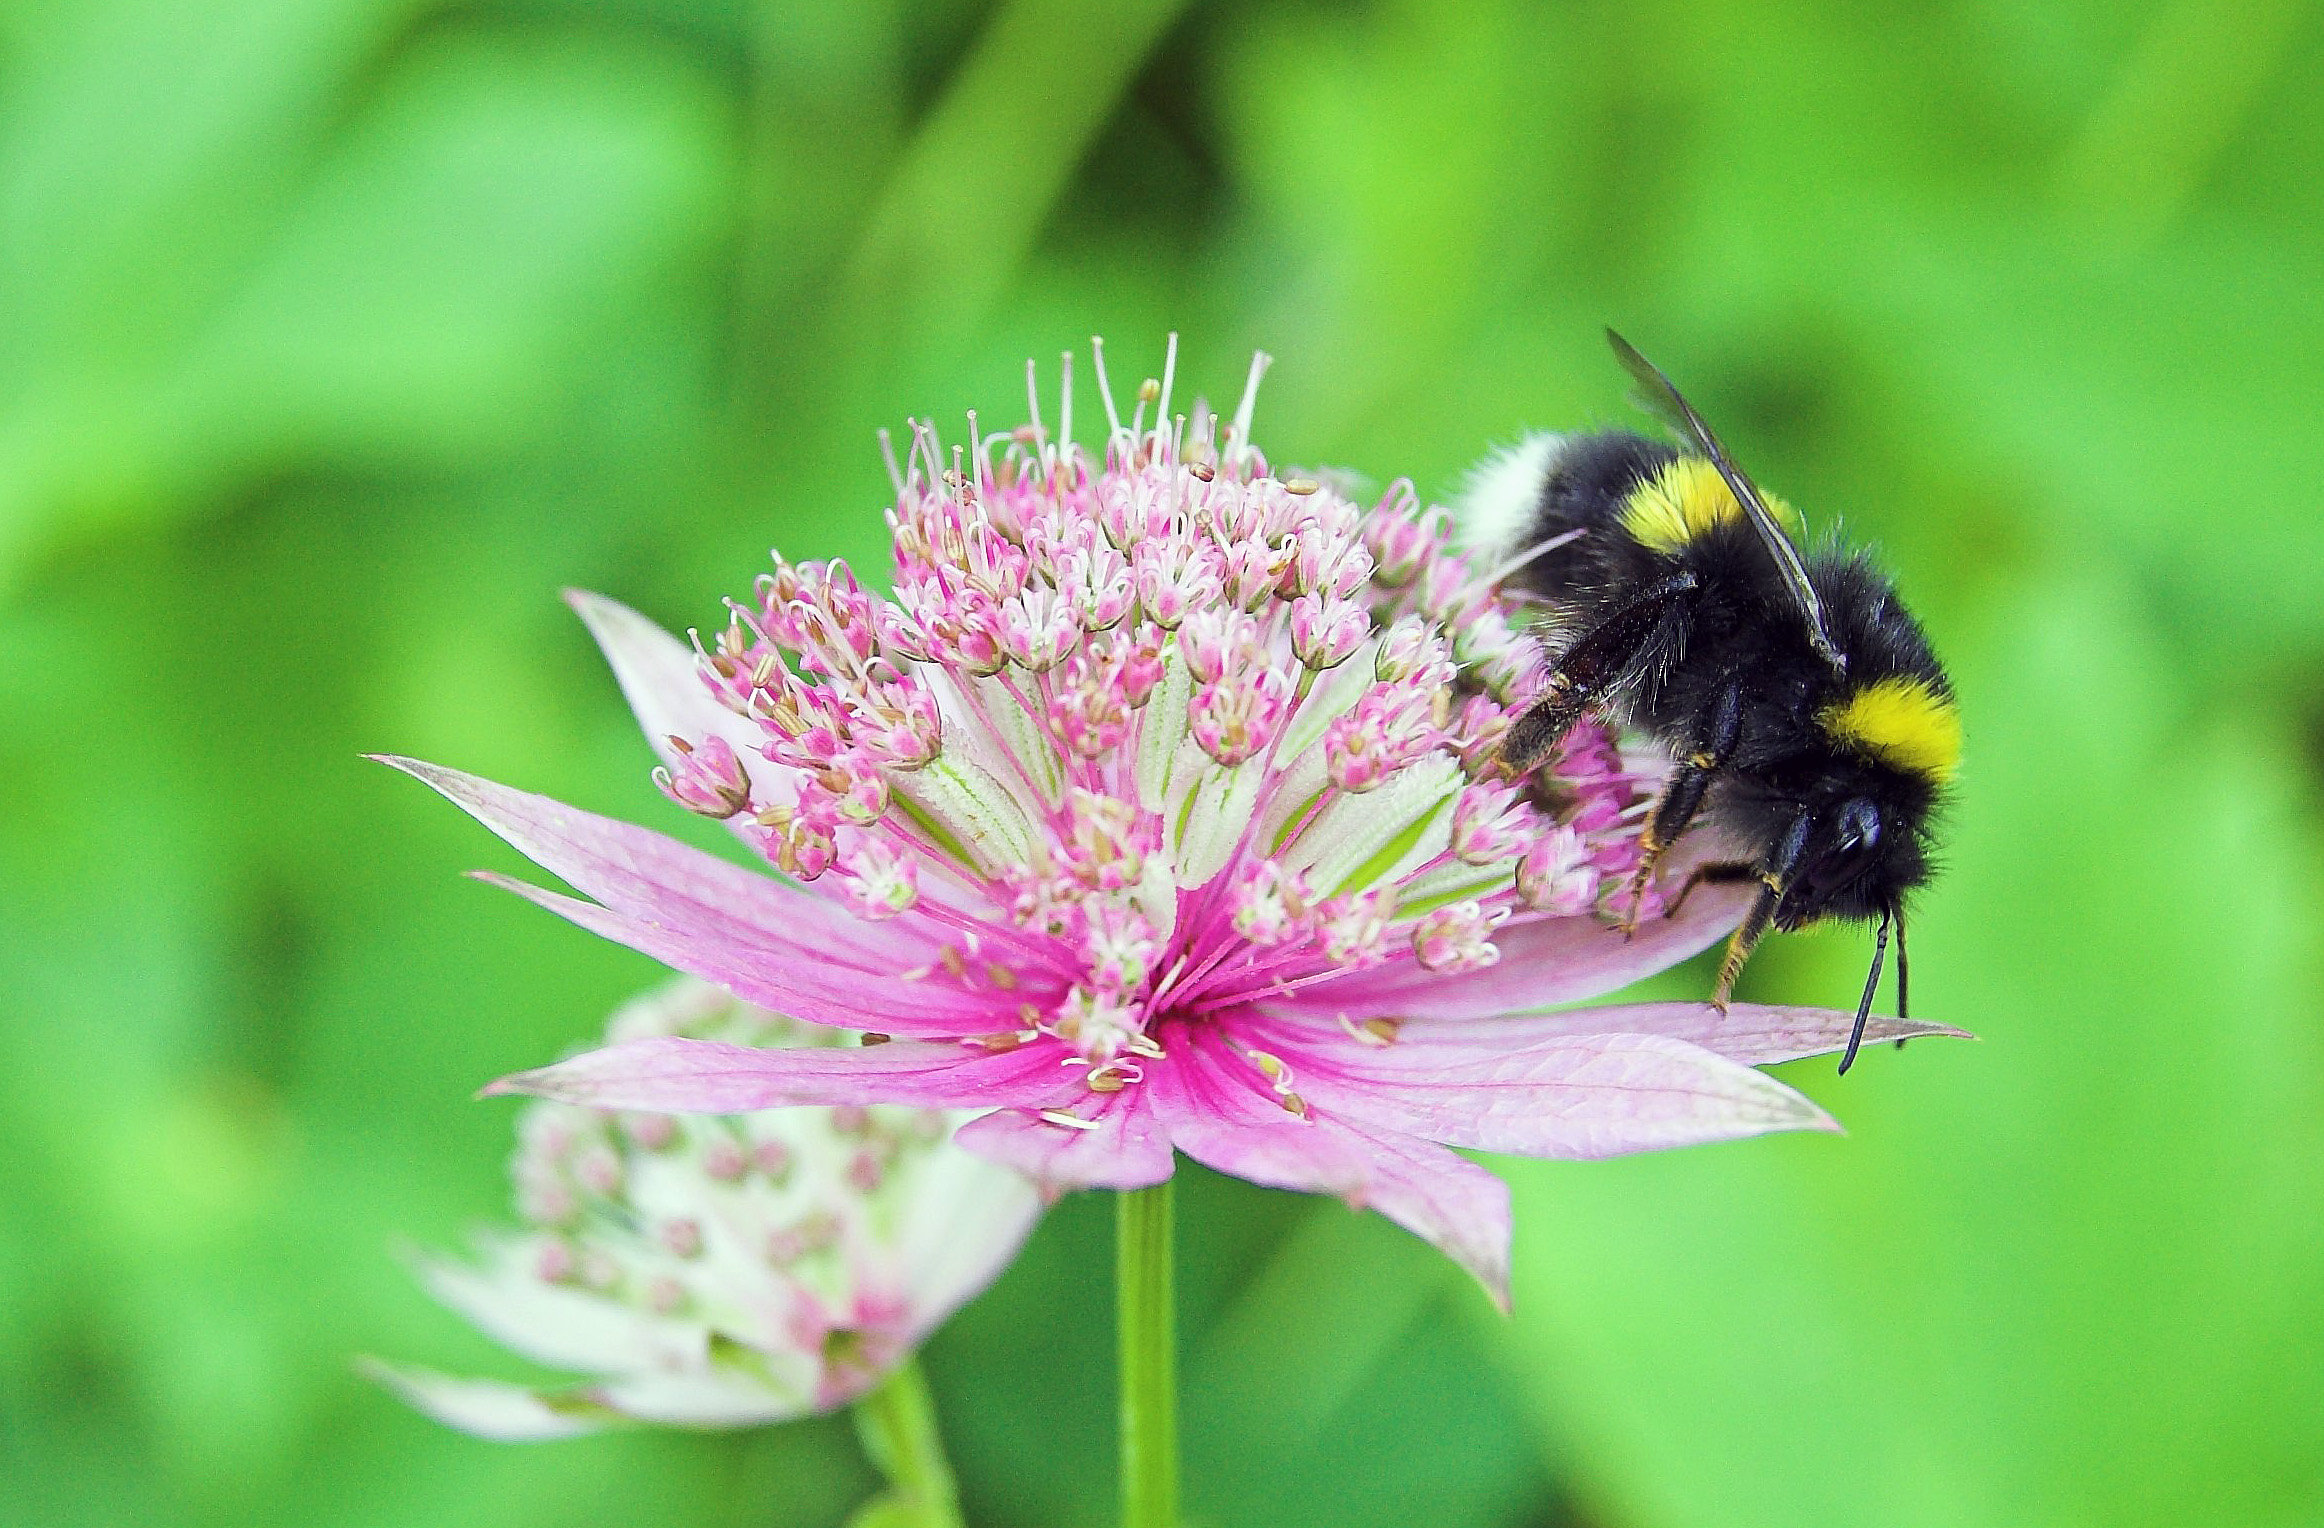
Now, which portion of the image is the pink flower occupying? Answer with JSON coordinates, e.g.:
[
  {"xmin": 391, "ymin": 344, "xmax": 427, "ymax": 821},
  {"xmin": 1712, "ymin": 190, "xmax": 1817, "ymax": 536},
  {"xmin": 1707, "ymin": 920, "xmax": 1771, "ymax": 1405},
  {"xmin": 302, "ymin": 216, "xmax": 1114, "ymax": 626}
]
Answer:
[
  {"xmin": 366, "ymin": 979, "xmax": 1039, "ymax": 1440},
  {"xmin": 381, "ymin": 339, "xmax": 1961, "ymax": 1306}
]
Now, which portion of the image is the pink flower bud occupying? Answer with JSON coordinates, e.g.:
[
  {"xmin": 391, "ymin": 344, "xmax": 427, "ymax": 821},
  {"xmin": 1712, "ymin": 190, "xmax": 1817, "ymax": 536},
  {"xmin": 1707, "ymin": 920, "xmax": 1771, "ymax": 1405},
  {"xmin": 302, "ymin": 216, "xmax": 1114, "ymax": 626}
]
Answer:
[
  {"xmin": 1230, "ymin": 860, "xmax": 1313, "ymax": 945},
  {"xmin": 1180, "ymin": 607, "xmax": 1259, "ymax": 683},
  {"xmin": 1450, "ymin": 780, "xmax": 1533, "ymax": 865},
  {"xmin": 1516, "ymin": 827, "xmax": 1601, "ymax": 915},
  {"xmin": 1412, "ymin": 900, "xmax": 1505, "ymax": 973},
  {"xmin": 1191, "ymin": 670, "xmax": 1290, "ymax": 766},
  {"xmin": 700, "ymin": 1135, "xmax": 747, "ymax": 1181},
  {"xmin": 654, "ymin": 735, "xmax": 752, "ymax": 818},
  {"xmin": 1289, "ymin": 592, "xmax": 1369, "ymax": 670},
  {"xmin": 996, "ymin": 587, "xmax": 1083, "ymax": 671},
  {"xmin": 1318, "ymin": 890, "xmax": 1394, "ymax": 966},
  {"xmin": 1362, "ymin": 492, "xmax": 1440, "ymax": 586},
  {"xmin": 1324, "ymin": 686, "xmax": 1439, "ymax": 791},
  {"xmin": 839, "ymin": 839, "xmax": 920, "ymax": 920}
]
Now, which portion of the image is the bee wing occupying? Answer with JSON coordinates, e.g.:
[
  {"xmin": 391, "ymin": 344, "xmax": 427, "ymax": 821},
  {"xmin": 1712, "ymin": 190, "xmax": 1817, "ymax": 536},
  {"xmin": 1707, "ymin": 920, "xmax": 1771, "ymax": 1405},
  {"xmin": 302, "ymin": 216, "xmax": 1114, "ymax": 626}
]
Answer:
[{"xmin": 1606, "ymin": 329, "xmax": 1847, "ymax": 673}]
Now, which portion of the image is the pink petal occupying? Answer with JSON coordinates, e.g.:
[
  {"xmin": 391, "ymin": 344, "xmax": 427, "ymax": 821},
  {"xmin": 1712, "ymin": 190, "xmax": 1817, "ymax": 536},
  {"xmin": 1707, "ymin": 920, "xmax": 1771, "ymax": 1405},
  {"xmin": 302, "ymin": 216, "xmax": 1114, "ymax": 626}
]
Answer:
[
  {"xmin": 1149, "ymin": 1027, "xmax": 1373, "ymax": 1198},
  {"xmin": 1299, "ymin": 1002, "xmax": 1972, "ymax": 1068},
  {"xmin": 953, "ymin": 1094, "xmax": 1176, "ymax": 1195},
  {"xmin": 376, "ymin": 758, "xmax": 1028, "ymax": 1033},
  {"xmin": 1282, "ymin": 876, "xmax": 1756, "ymax": 1022},
  {"xmin": 1238, "ymin": 1013, "xmax": 1838, "ymax": 1159},
  {"xmin": 484, "ymin": 1034, "xmax": 1083, "ymax": 1113},
  {"xmin": 1320, "ymin": 1119, "xmax": 1513, "ymax": 1310},
  {"xmin": 1149, "ymin": 1026, "xmax": 1514, "ymax": 1304},
  {"xmin": 380, "ymin": 757, "xmax": 921, "ymax": 965},
  {"xmin": 473, "ymin": 873, "xmax": 1015, "ymax": 1037}
]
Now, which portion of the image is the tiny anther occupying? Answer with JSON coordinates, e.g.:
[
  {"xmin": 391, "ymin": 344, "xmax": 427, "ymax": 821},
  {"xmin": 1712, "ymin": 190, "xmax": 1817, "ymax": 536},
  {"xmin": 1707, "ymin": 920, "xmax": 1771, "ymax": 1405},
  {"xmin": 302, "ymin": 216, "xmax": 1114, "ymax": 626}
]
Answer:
[
  {"xmin": 1362, "ymin": 1016, "xmax": 1403, "ymax": 1044},
  {"xmin": 1284, "ymin": 477, "xmax": 1320, "ymax": 496},
  {"xmin": 1279, "ymin": 1091, "xmax": 1308, "ymax": 1117},
  {"xmin": 1018, "ymin": 1002, "xmax": 1044, "ymax": 1028},
  {"xmin": 1189, "ymin": 462, "xmax": 1215, "ymax": 482},
  {"xmin": 667, "ymin": 735, "xmax": 693, "ymax": 754},
  {"xmin": 938, "ymin": 947, "xmax": 968, "ymax": 981},
  {"xmin": 860, "ymin": 1032, "xmax": 891, "ymax": 1046},
  {"xmin": 1088, "ymin": 1070, "xmax": 1125, "ymax": 1093},
  {"xmin": 1138, "ymin": 378, "xmax": 1161, "ymax": 403},
  {"xmin": 964, "ymin": 1029, "xmax": 1033, "ymax": 1052},
  {"xmin": 984, "ymin": 962, "xmax": 1018, "ymax": 990}
]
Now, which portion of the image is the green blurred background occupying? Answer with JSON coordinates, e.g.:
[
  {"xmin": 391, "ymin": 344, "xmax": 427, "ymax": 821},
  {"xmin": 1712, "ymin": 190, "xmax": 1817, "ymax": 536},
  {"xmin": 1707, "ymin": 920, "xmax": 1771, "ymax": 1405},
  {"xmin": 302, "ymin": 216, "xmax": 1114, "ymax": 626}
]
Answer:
[{"xmin": 6, "ymin": 0, "xmax": 2324, "ymax": 1523}]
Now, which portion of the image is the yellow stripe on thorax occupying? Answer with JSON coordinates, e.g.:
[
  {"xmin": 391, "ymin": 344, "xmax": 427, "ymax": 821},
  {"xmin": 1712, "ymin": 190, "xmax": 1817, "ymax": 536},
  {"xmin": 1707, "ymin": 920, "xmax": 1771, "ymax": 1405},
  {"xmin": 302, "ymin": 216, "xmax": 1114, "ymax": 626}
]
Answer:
[
  {"xmin": 1818, "ymin": 676, "xmax": 1961, "ymax": 784},
  {"xmin": 1619, "ymin": 455, "xmax": 1801, "ymax": 553}
]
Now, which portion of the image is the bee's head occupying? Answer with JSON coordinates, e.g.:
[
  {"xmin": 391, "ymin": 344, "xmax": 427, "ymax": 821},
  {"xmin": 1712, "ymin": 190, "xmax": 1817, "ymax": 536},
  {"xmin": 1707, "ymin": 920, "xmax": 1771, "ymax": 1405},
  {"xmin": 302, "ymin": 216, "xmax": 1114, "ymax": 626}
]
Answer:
[
  {"xmin": 1774, "ymin": 661, "xmax": 1958, "ymax": 930},
  {"xmin": 1773, "ymin": 790, "xmax": 1931, "ymax": 931}
]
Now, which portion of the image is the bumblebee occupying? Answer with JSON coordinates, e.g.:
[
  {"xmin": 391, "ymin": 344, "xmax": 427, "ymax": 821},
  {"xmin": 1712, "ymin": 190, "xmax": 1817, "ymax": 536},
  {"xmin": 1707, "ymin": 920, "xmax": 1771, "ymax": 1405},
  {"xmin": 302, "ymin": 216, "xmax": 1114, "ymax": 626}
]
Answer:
[{"xmin": 1466, "ymin": 332, "xmax": 1958, "ymax": 1072}]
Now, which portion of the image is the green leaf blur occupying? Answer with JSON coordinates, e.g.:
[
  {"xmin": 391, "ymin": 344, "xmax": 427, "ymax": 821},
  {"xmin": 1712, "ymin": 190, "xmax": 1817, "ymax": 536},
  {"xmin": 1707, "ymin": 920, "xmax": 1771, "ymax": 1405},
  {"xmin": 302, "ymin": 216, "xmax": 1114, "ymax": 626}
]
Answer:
[{"xmin": 3, "ymin": 1, "xmax": 2319, "ymax": 1525}]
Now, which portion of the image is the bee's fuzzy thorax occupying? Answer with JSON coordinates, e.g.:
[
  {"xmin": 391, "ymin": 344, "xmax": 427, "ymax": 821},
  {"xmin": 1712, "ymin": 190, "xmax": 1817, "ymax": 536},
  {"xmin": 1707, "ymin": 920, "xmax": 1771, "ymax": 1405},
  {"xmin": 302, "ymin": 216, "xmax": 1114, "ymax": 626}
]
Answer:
[{"xmin": 1817, "ymin": 676, "xmax": 1962, "ymax": 786}]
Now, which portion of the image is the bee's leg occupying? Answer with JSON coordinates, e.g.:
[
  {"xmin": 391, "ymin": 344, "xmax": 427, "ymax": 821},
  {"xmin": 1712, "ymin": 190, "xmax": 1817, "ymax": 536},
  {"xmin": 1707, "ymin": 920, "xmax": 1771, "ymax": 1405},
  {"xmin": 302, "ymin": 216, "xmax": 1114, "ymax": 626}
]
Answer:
[
  {"xmin": 1661, "ymin": 860, "xmax": 1759, "ymax": 920},
  {"xmin": 1712, "ymin": 810, "xmax": 1814, "ymax": 1009},
  {"xmin": 1499, "ymin": 572, "xmax": 1699, "ymax": 775},
  {"xmin": 1620, "ymin": 678, "xmax": 1744, "ymax": 933}
]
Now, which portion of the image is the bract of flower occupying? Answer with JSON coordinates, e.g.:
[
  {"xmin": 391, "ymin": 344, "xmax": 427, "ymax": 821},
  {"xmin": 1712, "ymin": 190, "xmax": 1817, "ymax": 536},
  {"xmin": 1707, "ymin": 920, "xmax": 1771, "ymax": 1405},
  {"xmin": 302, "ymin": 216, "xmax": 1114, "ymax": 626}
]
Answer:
[
  {"xmin": 382, "ymin": 339, "xmax": 1967, "ymax": 1306},
  {"xmin": 366, "ymin": 979, "xmax": 1040, "ymax": 1440}
]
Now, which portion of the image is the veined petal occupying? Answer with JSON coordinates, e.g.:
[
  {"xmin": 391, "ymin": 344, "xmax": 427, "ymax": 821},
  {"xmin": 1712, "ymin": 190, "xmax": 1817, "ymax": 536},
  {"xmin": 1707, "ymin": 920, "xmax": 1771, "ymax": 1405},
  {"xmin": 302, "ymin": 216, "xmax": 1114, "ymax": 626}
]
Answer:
[
  {"xmin": 485, "ymin": 1034, "xmax": 1084, "ymax": 1114},
  {"xmin": 1318, "ymin": 1119, "xmax": 1512, "ymax": 1310},
  {"xmin": 1153, "ymin": 1026, "xmax": 1513, "ymax": 1304},
  {"xmin": 474, "ymin": 873, "xmax": 1025, "ymax": 1035},
  {"xmin": 566, "ymin": 590, "xmax": 781, "ymax": 795},
  {"xmin": 952, "ymin": 1093, "xmax": 1175, "ymax": 1195},
  {"xmin": 1150, "ymin": 1028, "xmax": 1372, "ymax": 1197},
  {"xmin": 358, "ymin": 1361, "xmax": 618, "ymax": 1441},
  {"xmin": 1245, "ymin": 1016, "xmax": 1838, "ymax": 1158},
  {"xmin": 1283, "ymin": 1002, "xmax": 1972, "ymax": 1069},
  {"xmin": 377, "ymin": 757, "xmax": 934, "ymax": 969}
]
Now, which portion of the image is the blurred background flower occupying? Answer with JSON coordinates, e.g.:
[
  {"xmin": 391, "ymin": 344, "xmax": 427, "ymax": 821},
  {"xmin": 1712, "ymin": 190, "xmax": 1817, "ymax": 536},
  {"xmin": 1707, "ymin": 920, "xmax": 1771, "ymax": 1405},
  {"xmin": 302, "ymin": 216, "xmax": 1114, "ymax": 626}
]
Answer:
[
  {"xmin": 368, "ymin": 977, "xmax": 1038, "ymax": 1440},
  {"xmin": 4, "ymin": 1, "xmax": 2323, "ymax": 1526}
]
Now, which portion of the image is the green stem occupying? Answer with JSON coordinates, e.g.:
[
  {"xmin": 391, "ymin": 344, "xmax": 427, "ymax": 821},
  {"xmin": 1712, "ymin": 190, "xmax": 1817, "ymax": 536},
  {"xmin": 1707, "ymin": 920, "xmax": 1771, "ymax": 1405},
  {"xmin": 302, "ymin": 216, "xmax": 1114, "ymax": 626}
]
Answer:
[
  {"xmin": 1117, "ymin": 1181, "xmax": 1179, "ymax": 1528},
  {"xmin": 851, "ymin": 1357, "xmax": 966, "ymax": 1528}
]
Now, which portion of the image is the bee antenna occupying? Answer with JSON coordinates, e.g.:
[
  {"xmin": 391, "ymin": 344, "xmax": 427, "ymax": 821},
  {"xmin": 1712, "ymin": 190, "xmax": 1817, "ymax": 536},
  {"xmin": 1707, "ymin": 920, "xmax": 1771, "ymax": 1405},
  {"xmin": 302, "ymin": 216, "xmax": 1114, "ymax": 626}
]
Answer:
[
  {"xmin": 1894, "ymin": 913, "xmax": 1910, "ymax": 1020},
  {"xmin": 1838, "ymin": 906, "xmax": 1891, "ymax": 1075}
]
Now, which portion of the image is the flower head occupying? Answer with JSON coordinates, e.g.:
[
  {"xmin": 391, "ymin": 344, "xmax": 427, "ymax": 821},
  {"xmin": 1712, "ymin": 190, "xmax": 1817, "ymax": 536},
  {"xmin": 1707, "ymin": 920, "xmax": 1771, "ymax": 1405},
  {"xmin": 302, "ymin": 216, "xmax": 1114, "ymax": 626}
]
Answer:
[
  {"xmin": 381, "ymin": 338, "xmax": 1962, "ymax": 1305},
  {"xmin": 366, "ymin": 979, "xmax": 1039, "ymax": 1439}
]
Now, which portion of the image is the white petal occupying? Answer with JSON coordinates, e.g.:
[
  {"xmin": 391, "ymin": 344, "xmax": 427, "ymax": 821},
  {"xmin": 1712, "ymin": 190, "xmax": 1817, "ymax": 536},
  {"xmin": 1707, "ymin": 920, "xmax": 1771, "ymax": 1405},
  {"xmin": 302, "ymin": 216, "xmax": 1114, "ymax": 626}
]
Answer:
[
  {"xmin": 361, "ymin": 1360, "xmax": 615, "ymax": 1441},
  {"xmin": 594, "ymin": 1364, "xmax": 810, "ymax": 1427},
  {"xmin": 888, "ymin": 754, "xmax": 1039, "ymax": 876},
  {"xmin": 891, "ymin": 1131, "xmax": 1044, "ymax": 1338},
  {"xmin": 565, "ymin": 591, "xmax": 770, "ymax": 778},
  {"xmin": 412, "ymin": 1241, "xmax": 708, "ymax": 1377},
  {"xmin": 1134, "ymin": 651, "xmax": 1194, "ymax": 811},
  {"xmin": 1289, "ymin": 755, "xmax": 1463, "ymax": 896},
  {"xmin": 1175, "ymin": 758, "xmax": 1266, "ymax": 888}
]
